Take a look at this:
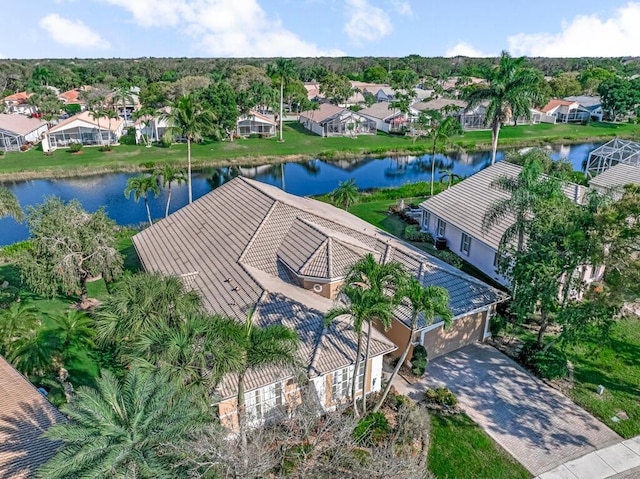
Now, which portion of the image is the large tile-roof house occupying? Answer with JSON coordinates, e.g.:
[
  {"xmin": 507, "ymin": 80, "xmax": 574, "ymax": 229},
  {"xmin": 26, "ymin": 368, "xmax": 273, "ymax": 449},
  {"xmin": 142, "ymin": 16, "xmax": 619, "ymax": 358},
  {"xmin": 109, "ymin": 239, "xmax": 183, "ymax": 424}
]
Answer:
[
  {"xmin": 0, "ymin": 114, "xmax": 48, "ymax": 152},
  {"xmin": 0, "ymin": 356, "xmax": 63, "ymax": 478},
  {"xmin": 541, "ymin": 99, "xmax": 592, "ymax": 124},
  {"xmin": 589, "ymin": 163, "xmax": 640, "ymax": 200},
  {"xmin": 42, "ymin": 111, "xmax": 124, "ymax": 152},
  {"xmin": 133, "ymin": 177, "xmax": 505, "ymax": 429},
  {"xmin": 358, "ymin": 102, "xmax": 418, "ymax": 134},
  {"xmin": 2, "ymin": 92, "xmax": 36, "ymax": 116},
  {"xmin": 419, "ymin": 162, "xmax": 588, "ymax": 287},
  {"xmin": 236, "ymin": 110, "xmax": 277, "ymax": 138},
  {"xmin": 299, "ymin": 103, "xmax": 376, "ymax": 137}
]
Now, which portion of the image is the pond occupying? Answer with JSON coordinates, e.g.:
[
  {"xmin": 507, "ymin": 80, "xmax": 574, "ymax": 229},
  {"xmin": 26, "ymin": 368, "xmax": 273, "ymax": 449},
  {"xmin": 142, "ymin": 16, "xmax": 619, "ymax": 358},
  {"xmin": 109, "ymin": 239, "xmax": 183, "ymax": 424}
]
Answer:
[{"xmin": 0, "ymin": 142, "xmax": 600, "ymax": 246}]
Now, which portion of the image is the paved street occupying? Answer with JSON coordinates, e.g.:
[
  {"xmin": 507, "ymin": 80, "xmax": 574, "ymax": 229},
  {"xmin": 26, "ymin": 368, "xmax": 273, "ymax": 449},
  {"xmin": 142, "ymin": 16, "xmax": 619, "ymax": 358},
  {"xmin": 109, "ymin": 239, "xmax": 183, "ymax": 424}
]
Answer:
[{"xmin": 393, "ymin": 343, "xmax": 621, "ymax": 475}]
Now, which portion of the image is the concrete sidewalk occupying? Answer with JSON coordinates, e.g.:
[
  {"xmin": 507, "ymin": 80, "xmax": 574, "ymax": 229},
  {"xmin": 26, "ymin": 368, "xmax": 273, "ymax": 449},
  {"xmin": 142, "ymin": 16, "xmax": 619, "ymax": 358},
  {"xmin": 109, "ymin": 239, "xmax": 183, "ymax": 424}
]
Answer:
[{"xmin": 537, "ymin": 437, "xmax": 640, "ymax": 479}]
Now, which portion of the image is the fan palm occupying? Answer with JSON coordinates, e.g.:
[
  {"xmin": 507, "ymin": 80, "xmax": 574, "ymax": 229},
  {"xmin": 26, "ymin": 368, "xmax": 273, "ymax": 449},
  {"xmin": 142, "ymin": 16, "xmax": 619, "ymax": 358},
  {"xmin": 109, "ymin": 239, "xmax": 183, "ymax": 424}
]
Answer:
[
  {"xmin": 331, "ymin": 178, "xmax": 359, "ymax": 211},
  {"xmin": 124, "ymin": 174, "xmax": 160, "ymax": 226},
  {"xmin": 0, "ymin": 187, "xmax": 24, "ymax": 221},
  {"xmin": 164, "ymin": 94, "xmax": 216, "ymax": 204},
  {"xmin": 466, "ymin": 51, "xmax": 544, "ymax": 165},
  {"xmin": 156, "ymin": 163, "xmax": 186, "ymax": 217},
  {"xmin": 374, "ymin": 277, "xmax": 452, "ymax": 411},
  {"xmin": 267, "ymin": 58, "xmax": 297, "ymax": 142},
  {"xmin": 38, "ymin": 367, "xmax": 210, "ymax": 479}
]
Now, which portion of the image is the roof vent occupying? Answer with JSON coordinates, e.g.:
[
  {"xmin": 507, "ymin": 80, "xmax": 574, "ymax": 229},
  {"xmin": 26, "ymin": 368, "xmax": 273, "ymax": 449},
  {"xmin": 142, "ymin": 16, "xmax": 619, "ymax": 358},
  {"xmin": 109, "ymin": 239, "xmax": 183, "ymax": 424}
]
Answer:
[{"xmin": 312, "ymin": 283, "xmax": 323, "ymax": 293}]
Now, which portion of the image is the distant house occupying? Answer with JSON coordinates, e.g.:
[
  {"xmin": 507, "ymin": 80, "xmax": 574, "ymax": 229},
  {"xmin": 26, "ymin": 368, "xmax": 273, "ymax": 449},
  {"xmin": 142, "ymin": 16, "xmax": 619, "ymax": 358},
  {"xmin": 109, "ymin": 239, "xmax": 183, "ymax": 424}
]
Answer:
[
  {"xmin": 0, "ymin": 355, "xmax": 64, "ymax": 478},
  {"xmin": 42, "ymin": 111, "xmax": 124, "ymax": 151},
  {"xmin": 419, "ymin": 162, "xmax": 589, "ymax": 287},
  {"xmin": 0, "ymin": 114, "xmax": 48, "ymax": 152},
  {"xmin": 58, "ymin": 87, "xmax": 89, "ymax": 112},
  {"xmin": 299, "ymin": 103, "xmax": 376, "ymax": 137},
  {"xmin": 564, "ymin": 96, "xmax": 603, "ymax": 122},
  {"xmin": 132, "ymin": 177, "xmax": 504, "ymax": 430},
  {"xmin": 589, "ymin": 163, "xmax": 640, "ymax": 200},
  {"xmin": 413, "ymin": 98, "xmax": 487, "ymax": 130},
  {"xmin": 107, "ymin": 89, "xmax": 141, "ymax": 125},
  {"xmin": 540, "ymin": 99, "xmax": 591, "ymax": 124},
  {"xmin": 358, "ymin": 102, "xmax": 418, "ymax": 134},
  {"xmin": 237, "ymin": 110, "xmax": 277, "ymax": 138},
  {"xmin": 2, "ymin": 92, "xmax": 36, "ymax": 116}
]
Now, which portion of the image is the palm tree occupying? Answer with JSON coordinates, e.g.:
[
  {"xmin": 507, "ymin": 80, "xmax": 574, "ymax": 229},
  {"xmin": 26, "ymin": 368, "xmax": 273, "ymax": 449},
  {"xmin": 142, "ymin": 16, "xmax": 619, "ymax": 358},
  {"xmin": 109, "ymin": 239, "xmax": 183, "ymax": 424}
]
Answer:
[
  {"xmin": 0, "ymin": 187, "xmax": 24, "ymax": 221},
  {"xmin": 331, "ymin": 178, "xmax": 359, "ymax": 211},
  {"xmin": 103, "ymin": 108, "xmax": 120, "ymax": 150},
  {"xmin": 132, "ymin": 106, "xmax": 156, "ymax": 146},
  {"xmin": 164, "ymin": 94, "xmax": 216, "ymax": 204},
  {"xmin": 342, "ymin": 254, "xmax": 405, "ymax": 414},
  {"xmin": 233, "ymin": 310, "xmax": 299, "ymax": 472},
  {"xmin": 48, "ymin": 310, "xmax": 94, "ymax": 361},
  {"xmin": 124, "ymin": 174, "xmax": 160, "ymax": 226},
  {"xmin": 0, "ymin": 302, "xmax": 38, "ymax": 355},
  {"xmin": 438, "ymin": 168, "xmax": 463, "ymax": 189},
  {"xmin": 157, "ymin": 163, "xmax": 186, "ymax": 217},
  {"xmin": 94, "ymin": 272, "xmax": 202, "ymax": 350},
  {"xmin": 374, "ymin": 277, "xmax": 452, "ymax": 412},
  {"xmin": 267, "ymin": 58, "xmax": 297, "ymax": 142},
  {"xmin": 420, "ymin": 111, "xmax": 463, "ymax": 196},
  {"xmin": 89, "ymin": 106, "xmax": 106, "ymax": 146},
  {"xmin": 482, "ymin": 155, "xmax": 562, "ymax": 254},
  {"xmin": 111, "ymin": 86, "xmax": 134, "ymax": 122},
  {"xmin": 466, "ymin": 51, "xmax": 543, "ymax": 165},
  {"xmin": 38, "ymin": 367, "xmax": 210, "ymax": 479}
]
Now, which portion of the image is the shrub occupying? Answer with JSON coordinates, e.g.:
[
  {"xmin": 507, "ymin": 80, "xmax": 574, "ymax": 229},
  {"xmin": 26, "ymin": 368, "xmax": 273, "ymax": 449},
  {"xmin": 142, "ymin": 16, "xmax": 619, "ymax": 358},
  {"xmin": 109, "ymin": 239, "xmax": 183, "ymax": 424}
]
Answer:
[
  {"xmin": 410, "ymin": 345, "xmax": 428, "ymax": 376},
  {"xmin": 0, "ymin": 150, "xmax": 4, "ymax": 156},
  {"xmin": 352, "ymin": 412, "xmax": 390, "ymax": 447},
  {"xmin": 64, "ymin": 103, "xmax": 81, "ymax": 115},
  {"xmin": 424, "ymin": 387, "xmax": 458, "ymax": 408},
  {"xmin": 404, "ymin": 225, "xmax": 434, "ymax": 243},
  {"xmin": 20, "ymin": 144, "xmax": 29, "ymax": 151},
  {"xmin": 0, "ymin": 285, "xmax": 19, "ymax": 308},
  {"xmin": 98, "ymin": 145, "xmax": 112, "ymax": 152},
  {"xmin": 519, "ymin": 341, "xmax": 569, "ymax": 380},
  {"xmin": 160, "ymin": 133, "xmax": 173, "ymax": 148},
  {"xmin": 140, "ymin": 161, "xmax": 156, "ymax": 169},
  {"xmin": 433, "ymin": 249, "xmax": 464, "ymax": 269},
  {"xmin": 68, "ymin": 143, "xmax": 83, "ymax": 153},
  {"xmin": 489, "ymin": 314, "xmax": 508, "ymax": 337}
]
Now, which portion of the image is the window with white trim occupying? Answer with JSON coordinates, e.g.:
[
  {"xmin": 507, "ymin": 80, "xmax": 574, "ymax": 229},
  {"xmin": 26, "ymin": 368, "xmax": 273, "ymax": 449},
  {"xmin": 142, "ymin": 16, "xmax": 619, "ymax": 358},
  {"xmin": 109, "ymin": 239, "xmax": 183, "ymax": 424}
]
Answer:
[
  {"xmin": 423, "ymin": 211, "xmax": 431, "ymax": 231},
  {"xmin": 245, "ymin": 381, "xmax": 284, "ymax": 423},
  {"xmin": 460, "ymin": 233, "xmax": 471, "ymax": 256},
  {"xmin": 436, "ymin": 218, "xmax": 446, "ymax": 237},
  {"xmin": 332, "ymin": 362, "xmax": 365, "ymax": 401}
]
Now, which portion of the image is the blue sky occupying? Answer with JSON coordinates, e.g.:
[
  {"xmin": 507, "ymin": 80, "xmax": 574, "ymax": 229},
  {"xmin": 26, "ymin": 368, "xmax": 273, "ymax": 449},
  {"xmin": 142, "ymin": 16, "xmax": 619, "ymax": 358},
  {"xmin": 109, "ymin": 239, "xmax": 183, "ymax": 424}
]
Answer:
[{"xmin": 2, "ymin": 0, "xmax": 640, "ymax": 59}]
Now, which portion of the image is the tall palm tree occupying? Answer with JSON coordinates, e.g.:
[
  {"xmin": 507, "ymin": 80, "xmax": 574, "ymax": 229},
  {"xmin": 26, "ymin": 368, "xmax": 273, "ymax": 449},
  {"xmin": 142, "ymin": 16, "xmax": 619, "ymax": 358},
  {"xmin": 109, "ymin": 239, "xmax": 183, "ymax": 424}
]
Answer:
[
  {"xmin": 374, "ymin": 277, "xmax": 452, "ymax": 412},
  {"xmin": 482, "ymin": 156, "xmax": 562, "ymax": 254},
  {"xmin": 420, "ymin": 111, "xmax": 463, "ymax": 196},
  {"xmin": 0, "ymin": 187, "xmax": 24, "ymax": 221},
  {"xmin": 38, "ymin": 367, "xmax": 210, "ymax": 479},
  {"xmin": 88, "ymin": 106, "xmax": 107, "ymax": 146},
  {"xmin": 331, "ymin": 178, "xmax": 359, "ymax": 211},
  {"xmin": 132, "ymin": 106, "xmax": 156, "ymax": 146},
  {"xmin": 466, "ymin": 51, "xmax": 543, "ymax": 165},
  {"xmin": 233, "ymin": 310, "xmax": 299, "ymax": 472},
  {"xmin": 157, "ymin": 163, "xmax": 186, "ymax": 218},
  {"xmin": 342, "ymin": 254, "xmax": 405, "ymax": 414},
  {"xmin": 103, "ymin": 108, "xmax": 120, "ymax": 150},
  {"xmin": 111, "ymin": 86, "xmax": 134, "ymax": 122},
  {"xmin": 124, "ymin": 174, "xmax": 160, "ymax": 227},
  {"xmin": 164, "ymin": 94, "xmax": 216, "ymax": 204},
  {"xmin": 267, "ymin": 58, "xmax": 297, "ymax": 142}
]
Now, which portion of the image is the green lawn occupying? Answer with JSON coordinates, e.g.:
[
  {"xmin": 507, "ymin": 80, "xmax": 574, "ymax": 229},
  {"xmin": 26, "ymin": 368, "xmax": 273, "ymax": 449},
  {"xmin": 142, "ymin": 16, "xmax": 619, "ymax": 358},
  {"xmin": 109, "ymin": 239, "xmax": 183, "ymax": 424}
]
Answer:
[
  {"xmin": 1, "ymin": 121, "xmax": 639, "ymax": 179},
  {"xmin": 564, "ymin": 317, "xmax": 640, "ymax": 439},
  {"xmin": 428, "ymin": 413, "xmax": 531, "ymax": 479}
]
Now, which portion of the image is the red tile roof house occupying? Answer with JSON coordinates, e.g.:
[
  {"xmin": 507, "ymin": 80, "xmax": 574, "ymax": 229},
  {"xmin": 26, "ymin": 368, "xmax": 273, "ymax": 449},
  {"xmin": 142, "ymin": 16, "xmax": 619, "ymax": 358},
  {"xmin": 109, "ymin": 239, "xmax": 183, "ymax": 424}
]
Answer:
[
  {"xmin": 540, "ymin": 99, "xmax": 590, "ymax": 124},
  {"xmin": 298, "ymin": 103, "xmax": 377, "ymax": 137},
  {"xmin": 132, "ymin": 177, "xmax": 505, "ymax": 430},
  {"xmin": 42, "ymin": 111, "xmax": 125, "ymax": 152},
  {"xmin": 0, "ymin": 114, "xmax": 48, "ymax": 152},
  {"xmin": 2, "ymin": 92, "xmax": 37, "ymax": 117},
  {"xmin": 0, "ymin": 355, "xmax": 64, "ymax": 478},
  {"xmin": 57, "ymin": 87, "xmax": 89, "ymax": 111}
]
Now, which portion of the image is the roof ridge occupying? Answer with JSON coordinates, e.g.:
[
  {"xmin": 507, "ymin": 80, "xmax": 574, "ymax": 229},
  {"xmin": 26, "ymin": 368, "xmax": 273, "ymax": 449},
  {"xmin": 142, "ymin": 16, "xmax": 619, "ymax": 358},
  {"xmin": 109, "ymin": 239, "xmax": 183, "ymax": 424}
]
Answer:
[
  {"xmin": 299, "ymin": 238, "xmax": 329, "ymax": 275},
  {"xmin": 238, "ymin": 197, "xmax": 278, "ymax": 263},
  {"xmin": 327, "ymin": 237, "xmax": 333, "ymax": 278}
]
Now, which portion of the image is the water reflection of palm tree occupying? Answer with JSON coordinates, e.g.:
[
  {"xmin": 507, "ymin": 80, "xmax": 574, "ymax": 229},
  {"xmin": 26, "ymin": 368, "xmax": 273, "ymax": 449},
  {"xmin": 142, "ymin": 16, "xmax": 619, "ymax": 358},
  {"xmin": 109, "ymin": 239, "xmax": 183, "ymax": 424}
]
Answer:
[
  {"xmin": 205, "ymin": 166, "xmax": 241, "ymax": 191},
  {"xmin": 267, "ymin": 161, "xmax": 320, "ymax": 191}
]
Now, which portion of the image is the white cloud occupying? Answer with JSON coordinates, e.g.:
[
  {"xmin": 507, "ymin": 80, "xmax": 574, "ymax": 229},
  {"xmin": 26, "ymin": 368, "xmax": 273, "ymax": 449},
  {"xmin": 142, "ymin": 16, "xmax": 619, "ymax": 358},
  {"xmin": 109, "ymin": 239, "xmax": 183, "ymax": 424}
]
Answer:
[
  {"xmin": 392, "ymin": 0, "xmax": 413, "ymax": 16},
  {"xmin": 508, "ymin": 3, "xmax": 640, "ymax": 57},
  {"xmin": 104, "ymin": 0, "xmax": 342, "ymax": 57},
  {"xmin": 343, "ymin": 0, "xmax": 393, "ymax": 43},
  {"xmin": 445, "ymin": 42, "xmax": 492, "ymax": 57},
  {"xmin": 39, "ymin": 13, "xmax": 110, "ymax": 49}
]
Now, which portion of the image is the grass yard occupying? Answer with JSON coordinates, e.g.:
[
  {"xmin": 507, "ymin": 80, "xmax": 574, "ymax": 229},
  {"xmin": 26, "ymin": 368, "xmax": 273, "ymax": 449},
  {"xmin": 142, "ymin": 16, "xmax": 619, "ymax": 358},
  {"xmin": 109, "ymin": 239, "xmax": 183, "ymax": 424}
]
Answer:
[
  {"xmin": 428, "ymin": 413, "xmax": 531, "ymax": 479},
  {"xmin": 1, "ymin": 121, "xmax": 639, "ymax": 180},
  {"xmin": 564, "ymin": 316, "xmax": 640, "ymax": 439}
]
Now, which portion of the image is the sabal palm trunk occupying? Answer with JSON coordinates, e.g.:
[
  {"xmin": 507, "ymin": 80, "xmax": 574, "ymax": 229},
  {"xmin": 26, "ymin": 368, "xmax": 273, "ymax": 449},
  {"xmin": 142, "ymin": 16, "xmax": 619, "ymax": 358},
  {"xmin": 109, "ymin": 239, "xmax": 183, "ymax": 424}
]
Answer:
[
  {"xmin": 374, "ymin": 312, "xmax": 417, "ymax": 412},
  {"xmin": 144, "ymin": 197, "xmax": 152, "ymax": 226},
  {"xmin": 490, "ymin": 118, "xmax": 501, "ymax": 165},
  {"xmin": 96, "ymin": 119, "xmax": 104, "ymax": 146},
  {"xmin": 165, "ymin": 183, "xmax": 172, "ymax": 218},
  {"xmin": 187, "ymin": 138, "xmax": 193, "ymax": 204},
  {"xmin": 351, "ymin": 332, "xmax": 363, "ymax": 418},
  {"xmin": 279, "ymin": 80, "xmax": 284, "ymax": 142},
  {"xmin": 361, "ymin": 321, "xmax": 373, "ymax": 415},
  {"xmin": 237, "ymin": 372, "xmax": 249, "ymax": 474}
]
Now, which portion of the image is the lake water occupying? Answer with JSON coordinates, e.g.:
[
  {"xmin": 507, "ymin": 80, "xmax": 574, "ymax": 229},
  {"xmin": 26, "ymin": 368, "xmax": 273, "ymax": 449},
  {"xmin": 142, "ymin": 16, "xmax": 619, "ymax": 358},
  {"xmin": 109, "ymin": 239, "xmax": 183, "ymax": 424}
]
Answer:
[{"xmin": 0, "ymin": 142, "xmax": 600, "ymax": 246}]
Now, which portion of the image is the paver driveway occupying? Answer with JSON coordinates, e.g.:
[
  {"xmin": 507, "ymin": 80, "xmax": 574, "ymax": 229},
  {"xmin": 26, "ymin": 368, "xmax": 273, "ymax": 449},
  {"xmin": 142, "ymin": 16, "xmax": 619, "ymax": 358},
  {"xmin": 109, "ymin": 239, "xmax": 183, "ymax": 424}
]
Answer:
[{"xmin": 393, "ymin": 343, "xmax": 621, "ymax": 475}]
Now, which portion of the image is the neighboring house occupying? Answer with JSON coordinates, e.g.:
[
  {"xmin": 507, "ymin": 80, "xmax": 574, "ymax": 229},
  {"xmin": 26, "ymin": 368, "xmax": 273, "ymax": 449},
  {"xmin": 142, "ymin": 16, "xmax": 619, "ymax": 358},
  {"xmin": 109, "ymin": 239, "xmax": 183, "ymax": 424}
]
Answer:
[
  {"xmin": 237, "ymin": 110, "xmax": 277, "ymax": 138},
  {"xmin": 2, "ymin": 92, "xmax": 36, "ymax": 116},
  {"xmin": 133, "ymin": 107, "xmax": 171, "ymax": 145},
  {"xmin": 0, "ymin": 114, "xmax": 48, "ymax": 152},
  {"xmin": 299, "ymin": 103, "xmax": 376, "ymax": 137},
  {"xmin": 564, "ymin": 96, "xmax": 603, "ymax": 122},
  {"xmin": 589, "ymin": 163, "xmax": 640, "ymax": 200},
  {"xmin": 540, "ymin": 99, "xmax": 590, "ymax": 124},
  {"xmin": 42, "ymin": 111, "xmax": 124, "ymax": 151},
  {"xmin": 0, "ymin": 355, "xmax": 64, "ymax": 478},
  {"xmin": 58, "ymin": 87, "xmax": 88, "ymax": 111},
  {"xmin": 412, "ymin": 98, "xmax": 487, "ymax": 130},
  {"xmin": 133, "ymin": 177, "xmax": 505, "ymax": 429},
  {"xmin": 358, "ymin": 102, "xmax": 418, "ymax": 134},
  {"xmin": 419, "ymin": 162, "xmax": 589, "ymax": 287},
  {"xmin": 303, "ymin": 82, "xmax": 322, "ymax": 102},
  {"xmin": 107, "ymin": 90, "xmax": 141, "ymax": 125},
  {"xmin": 372, "ymin": 86, "xmax": 396, "ymax": 103},
  {"xmin": 586, "ymin": 138, "xmax": 640, "ymax": 177}
]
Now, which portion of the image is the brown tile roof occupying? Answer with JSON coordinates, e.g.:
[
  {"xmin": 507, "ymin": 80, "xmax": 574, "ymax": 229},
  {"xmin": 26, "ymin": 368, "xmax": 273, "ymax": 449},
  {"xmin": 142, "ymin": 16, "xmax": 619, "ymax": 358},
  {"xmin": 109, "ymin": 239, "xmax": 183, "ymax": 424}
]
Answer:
[
  {"xmin": 0, "ymin": 114, "xmax": 47, "ymax": 136},
  {"xmin": 0, "ymin": 356, "xmax": 64, "ymax": 478},
  {"xmin": 58, "ymin": 88, "xmax": 86, "ymax": 104},
  {"xmin": 541, "ymin": 99, "xmax": 577, "ymax": 113},
  {"xmin": 358, "ymin": 102, "xmax": 402, "ymax": 121},
  {"xmin": 412, "ymin": 98, "xmax": 467, "ymax": 112},
  {"xmin": 133, "ymin": 177, "xmax": 504, "ymax": 398},
  {"xmin": 2, "ymin": 92, "xmax": 32, "ymax": 103},
  {"xmin": 299, "ymin": 103, "xmax": 346, "ymax": 123},
  {"xmin": 48, "ymin": 111, "xmax": 124, "ymax": 134}
]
